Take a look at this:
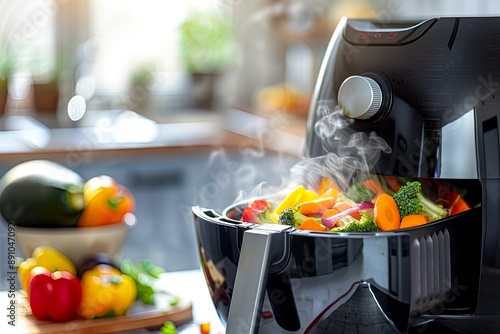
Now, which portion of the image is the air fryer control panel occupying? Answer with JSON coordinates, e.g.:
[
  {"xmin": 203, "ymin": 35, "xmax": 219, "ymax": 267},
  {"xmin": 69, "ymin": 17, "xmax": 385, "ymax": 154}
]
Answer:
[{"xmin": 306, "ymin": 17, "xmax": 500, "ymax": 180}]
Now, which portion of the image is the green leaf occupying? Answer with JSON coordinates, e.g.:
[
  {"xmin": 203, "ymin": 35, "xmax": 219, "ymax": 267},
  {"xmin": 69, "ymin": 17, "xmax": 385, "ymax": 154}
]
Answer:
[{"xmin": 160, "ymin": 321, "xmax": 177, "ymax": 334}]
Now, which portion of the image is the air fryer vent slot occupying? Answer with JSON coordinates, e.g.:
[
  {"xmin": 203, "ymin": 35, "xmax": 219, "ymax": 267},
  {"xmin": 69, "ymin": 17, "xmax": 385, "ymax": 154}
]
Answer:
[{"xmin": 411, "ymin": 229, "xmax": 451, "ymax": 310}]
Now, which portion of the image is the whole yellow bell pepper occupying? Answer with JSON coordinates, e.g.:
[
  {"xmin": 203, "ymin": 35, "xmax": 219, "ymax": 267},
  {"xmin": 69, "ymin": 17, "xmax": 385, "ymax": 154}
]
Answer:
[
  {"xmin": 18, "ymin": 246, "xmax": 77, "ymax": 293},
  {"xmin": 79, "ymin": 264, "xmax": 137, "ymax": 319}
]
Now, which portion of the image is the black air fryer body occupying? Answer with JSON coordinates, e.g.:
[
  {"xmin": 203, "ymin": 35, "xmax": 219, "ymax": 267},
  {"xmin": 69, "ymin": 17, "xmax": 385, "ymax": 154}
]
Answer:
[{"xmin": 193, "ymin": 17, "xmax": 500, "ymax": 333}]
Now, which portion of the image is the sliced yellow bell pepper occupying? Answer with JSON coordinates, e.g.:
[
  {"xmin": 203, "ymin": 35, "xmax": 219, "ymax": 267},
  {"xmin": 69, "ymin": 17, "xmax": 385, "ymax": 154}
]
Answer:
[
  {"xmin": 79, "ymin": 264, "xmax": 137, "ymax": 319},
  {"xmin": 301, "ymin": 189, "xmax": 319, "ymax": 202},
  {"xmin": 18, "ymin": 246, "xmax": 77, "ymax": 293},
  {"xmin": 275, "ymin": 185, "xmax": 319, "ymax": 214}
]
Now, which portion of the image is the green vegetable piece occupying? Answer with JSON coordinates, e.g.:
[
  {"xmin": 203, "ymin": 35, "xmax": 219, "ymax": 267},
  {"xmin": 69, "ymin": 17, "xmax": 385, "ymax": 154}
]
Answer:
[
  {"xmin": 160, "ymin": 321, "xmax": 178, "ymax": 334},
  {"xmin": 278, "ymin": 207, "xmax": 319, "ymax": 228},
  {"xmin": 332, "ymin": 214, "xmax": 381, "ymax": 232},
  {"xmin": 345, "ymin": 183, "xmax": 375, "ymax": 203},
  {"xmin": 392, "ymin": 181, "xmax": 448, "ymax": 222},
  {"xmin": 120, "ymin": 259, "xmax": 167, "ymax": 306},
  {"xmin": 255, "ymin": 207, "xmax": 278, "ymax": 224}
]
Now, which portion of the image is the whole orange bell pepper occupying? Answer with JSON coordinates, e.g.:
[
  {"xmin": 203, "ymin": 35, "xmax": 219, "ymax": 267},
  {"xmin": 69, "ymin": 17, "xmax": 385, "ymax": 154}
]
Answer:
[{"xmin": 77, "ymin": 175, "xmax": 135, "ymax": 227}]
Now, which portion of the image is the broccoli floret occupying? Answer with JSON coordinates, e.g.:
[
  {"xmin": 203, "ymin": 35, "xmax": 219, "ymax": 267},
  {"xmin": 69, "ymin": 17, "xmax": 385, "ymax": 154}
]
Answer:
[
  {"xmin": 278, "ymin": 207, "xmax": 313, "ymax": 228},
  {"xmin": 331, "ymin": 214, "xmax": 381, "ymax": 232},
  {"xmin": 346, "ymin": 183, "xmax": 375, "ymax": 203},
  {"xmin": 392, "ymin": 181, "xmax": 448, "ymax": 222}
]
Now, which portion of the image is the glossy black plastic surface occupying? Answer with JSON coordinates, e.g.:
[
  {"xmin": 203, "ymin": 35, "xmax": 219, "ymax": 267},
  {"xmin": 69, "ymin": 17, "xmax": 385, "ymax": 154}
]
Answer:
[{"xmin": 192, "ymin": 202, "xmax": 482, "ymax": 333}]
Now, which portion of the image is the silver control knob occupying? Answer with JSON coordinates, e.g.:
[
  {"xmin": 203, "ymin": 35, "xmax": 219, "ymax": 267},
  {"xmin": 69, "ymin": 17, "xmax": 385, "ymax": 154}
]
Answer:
[{"xmin": 338, "ymin": 75, "xmax": 383, "ymax": 120}]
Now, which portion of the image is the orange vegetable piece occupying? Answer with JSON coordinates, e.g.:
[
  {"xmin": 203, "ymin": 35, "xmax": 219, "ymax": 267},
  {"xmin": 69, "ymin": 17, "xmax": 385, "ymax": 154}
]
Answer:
[
  {"xmin": 298, "ymin": 218, "xmax": 327, "ymax": 231},
  {"xmin": 333, "ymin": 202, "xmax": 361, "ymax": 220},
  {"xmin": 362, "ymin": 180, "xmax": 385, "ymax": 197},
  {"xmin": 322, "ymin": 208, "xmax": 339, "ymax": 218},
  {"xmin": 448, "ymin": 192, "xmax": 472, "ymax": 215},
  {"xmin": 299, "ymin": 197, "xmax": 335, "ymax": 216},
  {"xmin": 77, "ymin": 175, "xmax": 135, "ymax": 227},
  {"xmin": 374, "ymin": 193, "xmax": 400, "ymax": 231},
  {"xmin": 320, "ymin": 187, "xmax": 340, "ymax": 199},
  {"xmin": 400, "ymin": 214, "xmax": 429, "ymax": 229},
  {"xmin": 318, "ymin": 177, "xmax": 341, "ymax": 196},
  {"xmin": 384, "ymin": 176, "xmax": 402, "ymax": 192}
]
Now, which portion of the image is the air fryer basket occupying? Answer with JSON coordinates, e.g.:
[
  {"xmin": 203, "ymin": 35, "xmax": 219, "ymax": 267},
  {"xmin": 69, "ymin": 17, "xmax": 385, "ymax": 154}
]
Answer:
[{"xmin": 192, "ymin": 186, "xmax": 482, "ymax": 332}]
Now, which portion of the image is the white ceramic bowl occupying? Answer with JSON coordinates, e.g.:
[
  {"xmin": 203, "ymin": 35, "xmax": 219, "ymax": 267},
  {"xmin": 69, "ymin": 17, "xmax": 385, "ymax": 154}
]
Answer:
[{"xmin": 15, "ymin": 223, "xmax": 130, "ymax": 267}]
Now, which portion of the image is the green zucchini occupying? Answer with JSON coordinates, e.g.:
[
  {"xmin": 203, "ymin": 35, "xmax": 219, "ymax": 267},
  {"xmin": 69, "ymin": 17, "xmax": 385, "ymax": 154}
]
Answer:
[{"xmin": 0, "ymin": 160, "xmax": 85, "ymax": 227}]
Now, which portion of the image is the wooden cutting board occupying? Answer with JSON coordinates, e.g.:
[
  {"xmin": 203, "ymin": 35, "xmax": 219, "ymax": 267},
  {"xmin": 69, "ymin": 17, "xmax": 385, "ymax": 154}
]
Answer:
[{"xmin": 1, "ymin": 290, "xmax": 192, "ymax": 334}]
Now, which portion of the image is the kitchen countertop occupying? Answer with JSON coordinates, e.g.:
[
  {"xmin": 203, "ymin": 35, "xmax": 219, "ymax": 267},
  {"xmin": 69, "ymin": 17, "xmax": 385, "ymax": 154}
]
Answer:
[
  {"xmin": 123, "ymin": 269, "xmax": 226, "ymax": 334},
  {"xmin": 0, "ymin": 108, "xmax": 307, "ymax": 162},
  {"xmin": 155, "ymin": 269, "xmax": 225, "ymax": 334},
  {"xmin": 0, "ymin": 269, "xmax": 225, "ymax": 334}
]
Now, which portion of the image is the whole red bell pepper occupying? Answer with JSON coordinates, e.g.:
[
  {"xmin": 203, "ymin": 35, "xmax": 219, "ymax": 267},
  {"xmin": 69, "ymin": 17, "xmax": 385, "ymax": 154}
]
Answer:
[{"xmin": 28, "ymin": 267, "xmax": 82, "ymax": 322}]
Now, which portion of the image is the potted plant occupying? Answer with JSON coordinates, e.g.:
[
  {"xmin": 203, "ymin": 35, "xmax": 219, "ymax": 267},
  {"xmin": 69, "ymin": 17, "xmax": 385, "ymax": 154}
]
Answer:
[
  {"xmin": 30, "ymin": 49, "xmax": 62, "ymax": 114},
  {"xmin": 128, "ymin": 63, "xmax": 154, "ymax": 113},
  {"xmin": 178, "ymin": 11, "xmax": 236, "ymax": 109}
]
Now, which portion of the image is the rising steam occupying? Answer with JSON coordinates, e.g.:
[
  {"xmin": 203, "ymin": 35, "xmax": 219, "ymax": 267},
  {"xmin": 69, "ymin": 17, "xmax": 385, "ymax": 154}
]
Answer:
[{"xmin": 290, "ymin": 100, "xmax": 391, "ymax": 191}]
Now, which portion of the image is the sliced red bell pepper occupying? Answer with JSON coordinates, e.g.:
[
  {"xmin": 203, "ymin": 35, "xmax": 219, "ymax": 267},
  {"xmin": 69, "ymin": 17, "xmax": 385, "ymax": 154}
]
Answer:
[
  {"xmin": 445, "ymin": 191, "xmax": 472, "ymax": 215},
  {"xmin": 241, "ymin": 199, "xmax": 271, "ymax": 223},
  {"xmin": 28, "ymin": 267, "xmax": 82, "ymax": 322}
]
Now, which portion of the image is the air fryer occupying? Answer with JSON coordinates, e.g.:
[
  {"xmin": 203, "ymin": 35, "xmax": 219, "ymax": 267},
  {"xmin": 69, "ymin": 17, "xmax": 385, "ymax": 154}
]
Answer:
[{"xmin": 193, "ymin": 16, "xmax": 500, "ymax": 333}]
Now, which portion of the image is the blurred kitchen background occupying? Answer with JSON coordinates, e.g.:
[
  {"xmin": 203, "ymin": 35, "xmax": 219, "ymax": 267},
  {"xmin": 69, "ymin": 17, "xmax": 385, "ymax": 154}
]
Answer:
[{"xmin": 0, "ymin": 0, "xmax": 498, "ymax": 285}]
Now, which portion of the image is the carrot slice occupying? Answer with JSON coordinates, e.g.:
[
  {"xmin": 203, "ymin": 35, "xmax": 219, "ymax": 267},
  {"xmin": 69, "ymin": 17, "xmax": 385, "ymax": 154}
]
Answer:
[
  {"xmin": 384, "ymin": 176, "xmax": 402, "ymax": 192},
  {"xmin": 299, "ymin": 197, "xmax": 335, "ymax": 216},
  {"xmin": 318, "ymin": 178, "xmax": 341, "ymax": 196},
  {"xmin": 374, "ymin": 193, "xmax": 400, "ymax": 231},
  {"xmin": 400, "ymin": 214, "xmax": 429, "ymax": 229},
  {"xmin": 362, "ymin": 180, "xmax": 385, "ymax": 197},
  {"xmin": 333, "ymin": 202, "xmax": 361, "ymax": 220},
  {"xmin": 298, "ymin": 218, "xmax": 327, "ymax": 231},
  {"xmin": 322, "ymin": 208, "xmax": 339, "ymax": 219}
]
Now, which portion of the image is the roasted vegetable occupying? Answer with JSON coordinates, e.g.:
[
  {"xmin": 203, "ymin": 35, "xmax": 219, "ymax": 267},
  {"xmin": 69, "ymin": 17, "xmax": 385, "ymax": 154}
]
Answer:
[
  {"xmin": 241, "ymin": 199, "xmax": 278, "ymax": 224},
  {"xmin": 28, "ymin": 267, "xmax": 82, "ymax": 322},
  {"xmin": 0, "ymin": 160, "xmax": 85, "ymax": 227},
  {"xmin": 445, "ymin": 191, "xmax": 472, "ymax": 215},
  {"xmin": 400, "ymin": 214, "xmax": 429, "ymax": 229},
  {"xmin": 18, "ymin": 246, "xmax": 77, "ymax": 293},
  {"xmin": 77, "ymin": 175, "xmax": 135, "ymax": 227},
  {"xmin": 332, "ymin": 214, "xmax": 380, "ymax": 232},
  {"xmin": 79, "ymin": 264, "xmax": 137, "ymax": 319},
  {"xmin": 274, "ymin": 185, "xmax": 318, "ymax": 215},
  {"xmin": 298, "ymin": 197, "xmax": 335, "ymax": 216},
  {"xmin": 392, "ymin": 181, "xmax": 448, "ymax": 222},
  {"xmin": 346, "ymin": 182, "xmax": 375, "ymax": 203},
  {"xmin": 321, "ymin": 201, "xmax": 375, "ymax": 229},
  {"xmin": 297, "ymin": 218, "xmax": 327, "ymax": 231},
  {"xmin": 374, "ymin": 193, "xmax": 401, "ymax": 231},
  {"xmin": 279, "ymin": 207, "xmax": 319, "ymax": 228}
]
